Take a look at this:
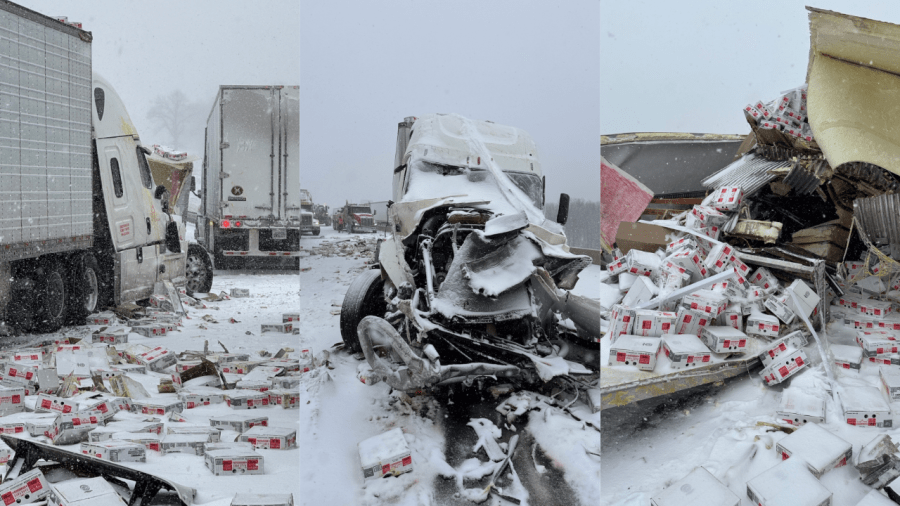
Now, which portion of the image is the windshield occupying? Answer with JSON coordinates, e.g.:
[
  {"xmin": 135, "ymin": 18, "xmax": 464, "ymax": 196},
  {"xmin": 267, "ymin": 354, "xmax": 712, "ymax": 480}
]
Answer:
[
  {"xmin": 301, "ymin": 204, "xmax": 313, "ymax": 212},
  {"xmin": 351, "ymin": 206, "xmax": 371, "ymax": 214},
  {"xmin": 404, "ymin": 161, "xmax": 543, "ymax": 209}
]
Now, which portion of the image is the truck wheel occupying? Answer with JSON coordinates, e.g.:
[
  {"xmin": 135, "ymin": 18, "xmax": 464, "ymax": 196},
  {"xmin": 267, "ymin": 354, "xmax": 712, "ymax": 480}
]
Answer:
[
  {"xmin": 313, "ymin": 228, "xmax": 320, "ymax": 236},
  {"xmin": 340, "ymin": 269, "xmax": 386, "ymax": 353},
  {"xmin": 186, "ymin": 244, "xmax": 214, "ymax": 295},
  {"xmin": 66, "ymin": 253, "xmax": 101, "ymax": 324},
  {"xmin": 350, "ymin": 223, "xmax": 356, "ymax": 234},
  {"xmin": 34, "ymin": 259, "xmax": 67, "ymax": 333}
]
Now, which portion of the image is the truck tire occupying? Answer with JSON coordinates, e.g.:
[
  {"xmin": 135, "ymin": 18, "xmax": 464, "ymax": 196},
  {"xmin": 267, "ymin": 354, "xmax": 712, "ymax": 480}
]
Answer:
[
  {"xmin": 185, "ymin": 244, "xmax": 214, "ymax": 295},
  {"xmin": 313, "ymin": 228, "xmax": 320, "ymax": 236},
  {"xmin": 66, "ymin": 253, "xmax": 101, "ymax": 324},
  {"xmin": 339, "ymin": 269, "xmax": 386, "ymax": 354},
  {"xmin": 34, "ymin": 259, "xmax": 67, "ymax": 333}
]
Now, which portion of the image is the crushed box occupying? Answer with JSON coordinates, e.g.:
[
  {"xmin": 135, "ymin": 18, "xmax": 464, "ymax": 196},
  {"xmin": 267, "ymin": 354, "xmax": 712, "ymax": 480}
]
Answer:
[{"xmin": 358, "ymin": 427, "xmax": 412, "ymax": 480}]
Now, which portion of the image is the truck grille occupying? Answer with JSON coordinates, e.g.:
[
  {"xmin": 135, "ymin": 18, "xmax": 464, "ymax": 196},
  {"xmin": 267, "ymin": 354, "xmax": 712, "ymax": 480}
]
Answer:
[
  {"xmin": 361, "ymin": 218, "xmax": 374, "ymax": 227},
  {"xmin": 301, "ymin": 215, "xmax": 313, "ymax": 226}
]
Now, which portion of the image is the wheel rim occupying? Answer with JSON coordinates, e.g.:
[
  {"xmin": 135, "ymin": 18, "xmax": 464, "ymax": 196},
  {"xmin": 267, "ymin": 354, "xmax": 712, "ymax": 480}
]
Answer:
[
  {"xmin": 47, "ymin": 271, "xmax": 66, "ymax": 319},
  {"xmin": 83, "ymin": 268, "xmax": 99, "ymax": 312},
  {"xmin": 185, "ymin": 254, "xmax": 208, "ymax": 293}
]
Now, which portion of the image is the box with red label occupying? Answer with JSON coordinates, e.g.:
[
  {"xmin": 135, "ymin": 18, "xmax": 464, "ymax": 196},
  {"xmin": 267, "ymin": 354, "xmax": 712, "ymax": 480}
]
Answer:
[
  {"xmin": 607, "ymin": 304, "xmax": 635, "ymax": 343},
  {"xmin": 160, "ymin": 434, "xmax": 210, "ymax": 455},
  {"xmin": 716, "ymin": 304, "xmax": 742, "ymax": 330},
  {"xmin": 178, "ymin": 391, "xmax": 226, "ymax": 409},
  {"xmin": 690, "ymin": 205, "xmax": 728, "ymax": 228},
  {"xmin": 783, "ymin": 279, "xmax": 820, "ymax": 318},
  {"xmin": 775, "ymin": 422, "xmax": 850, "ymax": 478},
  {"xmin": 91, "ymin": 327, "xmax": 129, "ymax": 345},
  {"xmin": 860, "ymin": 299, "xmax": 893, "ymax": 318},
  {"xmin": 776, "ymin": 389, "xmax": 826, "ymax": 427},
  {"xmin": 0, "ymin": 469, "xmax": 51, "ymax": 505},
  {"xmin": 219, "ymin": 361, "xmax": 257, "ymax": 375},
  {"xmin": 760, "ymin": 348, "xmax": 807, "ymax": 386},
  {"xmin": 358, "ymin": 427, "xmax": 412, "ymax": 480},
  {"xmin": 235, "ymin": 379, "xmax": 271, "ymax": 392},
  {"xmin": 853, "ymin": 316, "xmax": 879, "ymax": 331},
  {"xmin": 673, "ymin": 307, "xmax": 713, "ymax": 337},
  {"xmin": 132, "ymin": 399, "xmax": 184, "ymax": 416},
  {"xmin": 666, "ymin": 248, "xmax": 709, "ymax": 282},
  {"xmin": 621, "ymin": 249, "xmax": 661, "ymax": 278},
  {"xmin": 729, "ymin": 259, "xmax": 751, "ymax": 286},
  {"xmin": 226, "ymin": 390, "xmax": 270, "ymax": 409},
  {"xmin": 87, "ymin": 312, "xmax": 117, "ymax": 325},
  {"xmin": 764, "ymin": 295, "xmax": 796, "ymax": 325},
  {"xmin": 132, "ymin": 324, "xmax": 169, "ymax": 338},
  {"xmin": 34, "ymin": 393, "xmax": 75, "ymax": 414},
  {"xmin": 0, "ymin": 420, "xmax": 24, "ymax": 437},
  {"xmin": 110, "ymin": 432, "xmax": 162, "ymax": 452},
  {"xmin": 261, "ymin": 323, "xmax": 293, "ymax": 334},
  {"xmin": 877, "ymin": 316, "xmax": 900, "ymax": 332},
  {"xmin": 700, "ymin": 326, "xmax": 749, "ymax": 354},
  {"xmin": 857, "ymin": 275, "xmax": 887, "ymax": 295},
  {"xmin": 712, "ymin": 186, "xmax": 743, "ymax": 212},
  {"xmin": 0, "ymin": 362, "xmax": 37, "ymax": 385},
  {"xmin": 621, "ymin": 277, "xmax": 659, "ymax": 307},
  {"xmin": 282, "ymin": 313, "xmax": 300, "ymax": 323},
  {"xmin": 210, "ymin": 353, "xmax": 251, "ymax": 365},
  {"xmin": 759, "ymin": 331, "xmax": 808, "ymax": 367},
  {"xmin": 47, "ymin": 411, "xmax": 101, "ymax": 444},
  {"xmin": 681, "ymin": 290, "xmax": 728, "ymax": 317},
  {"xmin": 837, "ymin": 292, "xmax": 864, "ymax": 310},
  {"xmin": 22, "ymin": 413, "xmax": 59, "ymax": 437},
  {"xmin": 238, "ymin": 426, "xmax": 297, "ymax": 450},
  {"xmin": 205, "ymin": 449, "xmax": 264, "ymax": 476},
  {"xmin": 267, "ymin": 389, "xmax": 299, "ymax": 409},
  {"xmin": 89, "ymin": 422, "xmax": 163, "ymax": 442},
  {"xmin": 632, "ymin": 310, "xmax": 677, "ymax": 337},
  {"xmin": 746, "ymin": 312, "xmax": 780, "ymax": 337},
  {"xmin": 175, "ymin": 360, "xmax": 201, "ymax": 374},
  {"xmin": 703, "ymin": 243, "xmax": 736, "ymax": 274},
  {"xmin": 136, "ymin": 346, "xmax": 177, "ymax": 372},
  {"xmin": 662, "ymin": 270, "xmax": 691, "ymax": 292},
  {"xmin": 856, "ymin": 330, "xmax": 900, "ymax": 357},
  {"xmin": 839, "ymin": 387, "xmax": 894, "ymax": 428},
  {"xmin": 749, "ymin": 267, "xmax": 780, "ymax": 291},
  {"xmin": 80, "ymin": 440, "xmax": 147, "ymax": 463},
  {"xmin": 606, "ymin": 256, "xmax": 629, "ymax": 275},
  {"xmin": 880, "ymin": 367, "xmax": 900, "ymax": 401},
  {"xmin": 830, "ymin": 344, "xmax": 862, "ymax": 371},
  {"xmin": 210, "ymin": 414, "xmax": 268, "ymax": 433},
  {"xmin": 747, "ymin": 459, "xmax": 831, "ymax": 506},
  {"xmin": 608, "ymin": 335, "xmax": 661, "ymax": 372},
  {"xmin": 661, "ymin": 334, "xmax": 711, "ymax": 369},
  {"xmin": 665, "ymin": 236, "xmax": 700, "ymax": 255}
]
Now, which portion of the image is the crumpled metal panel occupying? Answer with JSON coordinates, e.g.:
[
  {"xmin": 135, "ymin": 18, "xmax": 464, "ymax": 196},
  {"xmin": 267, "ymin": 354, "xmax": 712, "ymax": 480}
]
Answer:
[
  {"xmin": 783, "ymin": 163, "xmax": 823, "ymax": 195},
  {"xmin": 701, "ymin": 153, "xmax": 791, "ymax": 196},
  {"xmin": 853, "ymin": 193, "xmax": 900, "ymax": 259}
]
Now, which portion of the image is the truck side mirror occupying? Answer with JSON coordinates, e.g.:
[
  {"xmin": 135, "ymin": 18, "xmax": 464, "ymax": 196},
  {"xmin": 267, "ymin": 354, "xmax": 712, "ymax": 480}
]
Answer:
[
  {"xmin": 557, "ymin": 193, "xmax": 570, "ymax": 226},
  {"xmin": 373, "ymin": 210, "xmax": 377, "ymax": 216},
  {"xmin": 190, "ymin": 176, "xmax": 196, "ymax": 192}
]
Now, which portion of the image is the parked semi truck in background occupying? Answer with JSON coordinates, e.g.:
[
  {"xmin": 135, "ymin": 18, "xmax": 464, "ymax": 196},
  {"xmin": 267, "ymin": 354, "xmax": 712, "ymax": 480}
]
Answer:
[
  {"xmin": 332, "ymin": 203, "xmax": 376, "ymax": 233},
  {"xmin": 0, "ymin": 2, "xmax": 212, "ymax": 333},
  {"xmin": 198, "ymin": 85, "xmax": 300, "ymax": 267},
  {"xmin": 300, "ymin": 189, "xmax": 319, "ymax": 235}
]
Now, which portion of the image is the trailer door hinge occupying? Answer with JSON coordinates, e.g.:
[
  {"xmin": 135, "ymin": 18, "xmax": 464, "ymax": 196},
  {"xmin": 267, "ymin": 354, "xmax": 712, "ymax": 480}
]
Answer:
[
  {"xmin": 136, "ymin": 248, "xmax": 143, "ymax": 264},
  {"xmin": 220, "ymin": 142, "xmax": 230, "ymax": 149},
  {"xmin": 219, "ymin": 173, "xmax": 230, "ymax": 179}
]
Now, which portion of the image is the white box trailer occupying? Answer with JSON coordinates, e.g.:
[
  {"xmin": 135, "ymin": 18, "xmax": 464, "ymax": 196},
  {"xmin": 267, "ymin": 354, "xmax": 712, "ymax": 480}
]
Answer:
[
  {"xmin": 0, "ymin": 1, "xmax": 213, "ymax": 334},
  {"xmin": 199, "ymin": 85, "xmax": 300, "ymax": 266}
]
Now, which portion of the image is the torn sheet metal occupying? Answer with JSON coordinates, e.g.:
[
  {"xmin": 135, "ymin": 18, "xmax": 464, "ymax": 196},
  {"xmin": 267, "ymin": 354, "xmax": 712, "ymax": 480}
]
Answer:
[
  {"xmin": 854, "ymin": 193, "xmax": 900, "ymax": 259},
  {"xmin": 700, "ymin": 153, "xmax": 790, "ymax": 197},
  {"xmin": 807, "ymin": 7, "xmax": 900, "ymax": 176}
]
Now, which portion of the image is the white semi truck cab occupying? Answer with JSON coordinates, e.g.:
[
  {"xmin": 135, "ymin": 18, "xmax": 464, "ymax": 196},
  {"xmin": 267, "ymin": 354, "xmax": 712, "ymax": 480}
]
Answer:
[{"xmin": 0, "ymin": 1, "xmax": 213, "ymax": 333}]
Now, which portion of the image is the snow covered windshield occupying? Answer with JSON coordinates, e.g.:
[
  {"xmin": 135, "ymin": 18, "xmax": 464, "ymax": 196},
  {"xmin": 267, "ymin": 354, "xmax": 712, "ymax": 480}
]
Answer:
[
  {"xmin": 350, "ymin": 206, "xmax": 371, "ymax": 214},
  {"xmin": 405, "ymin": 161, "xmax": 543, "ymax": 209}
]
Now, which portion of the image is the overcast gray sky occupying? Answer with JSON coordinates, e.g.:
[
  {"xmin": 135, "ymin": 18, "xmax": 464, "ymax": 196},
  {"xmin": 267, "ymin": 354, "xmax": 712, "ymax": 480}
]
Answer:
[
  {"xmin": 601, "ymin": 0, "xmax": 900, "ymax": 136},
  {"xmin": 16, "ymin": 0, "xmax": 299, "ymax": 158},
  {"xmin": 300, "ymin": 0, "xmax": 600, "ymax": 210}
]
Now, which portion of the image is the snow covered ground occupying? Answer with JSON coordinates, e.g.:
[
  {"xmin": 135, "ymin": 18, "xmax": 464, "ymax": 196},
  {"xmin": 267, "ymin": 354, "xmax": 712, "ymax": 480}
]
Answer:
[
  {"xmin": 600, "ymin": 268, "xmax": 900, "ymax": 505},
  {"xmin": 299, "ymin": 227, "xmax": 601, "ymax": 505},
  {"xmin": 2, "ymin": 265, "xmax": 300, "ymax": 505}
]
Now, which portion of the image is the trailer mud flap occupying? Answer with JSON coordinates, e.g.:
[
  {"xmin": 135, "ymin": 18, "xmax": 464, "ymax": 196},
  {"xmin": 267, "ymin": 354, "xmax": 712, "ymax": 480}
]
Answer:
[{"xmin": 1, "ymin": 435, "xmax": 195, "ymax": 505}]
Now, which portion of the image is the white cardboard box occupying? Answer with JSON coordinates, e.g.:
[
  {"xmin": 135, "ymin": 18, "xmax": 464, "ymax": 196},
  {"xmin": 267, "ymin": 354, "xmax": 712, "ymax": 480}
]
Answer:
[
  {"xmin": 650, "ymin": 466, "xmax": 739, "ymax": 506},
  {"xmin": 209, "ymin": 414, "xmax": 269, "ymax": 433},
  {"xmin": 358, "ymin": 427, "xmax": 413, "ymax": 480},
  {"xmin": 776, "ymin": 389, "xmax": 826, "ymax": 426},
  {"xmin": 205, "ymin": 449, "xmax": 264, "ymax": 476},
  {"xmin": 0, "ymin": 469, "xmax": 52, "ymax": 505},
  {"xmin": 160, "ymin": 434, "xmax": 210, "ymax": 455},
  {"xmin": 839, "ymin": 387, "xmax": 894, "ymax": 428},
  {"xmin": 622, "ymin": 276, "xmax": 659, "ymax": 307},
  {"xmin": 700, "ymin": 326, "xmax": 748, "ymax": 354},
  {"xmin": 48, "ymin": 477, "xmax": 125, "ymax": 505},
  {"xmin": 831, "ymin": 344, "xmax": 863, "ymax": 371},
  {"xmin": 759, "ymin": 331, "xmax": 808, "ymax": 367},
  {"xmin": 674, "ymin": 307, "xmax": 714, "ymax": 337},
  {"xmin": 607, "ymin": 336, "xmax": 662, "ymax": 372},
  {"xmin": 633, "ymin": 310, "xmax": 677, "ymax": 337},
  {"xmin": 80, "ymin": 440, "xmax": 146, "ymax": 463},
  {"xmin": 776, "ymin": 422, "xmax": 851, "ymax": 478},
  {"xmin": 764, "ymin": 295, "xmax": 796, "ymax": 325},
  {"xmin": 238, "ymin": 426, "xmax": 297, "ymax": 450},
  {"xmin": 760, "ymin": 348, "xmax": 807, "ymax": 386},
  {"xmin": 856, "ymin": 330, "xmax": 900, "ymax": 357},
  {"xmin": 682, "ymin": 290, "xmax": 728, "ymax": 317},
  {"xmin": 607, "ymin": 304, "xmax": 635, "ymax": 342},
  {"xmin": 746, "ymin": 312, "xmax": 780, "ymax": 338},
  {"xmin": 226, "ymin": 390, "xmax": 270, "ymax": 409},
  {"xmin": 661, "ymin": 334, "xmax": 711, "ymax": 369},
  {"xmin": 881, "ymin": 366, "xmax": 900, "ymax": 401},
  {"xmin": 749, "ymin": 267, "xmax": 780, "ymax": 291},
  {"xmin": 746, "ymin": 457, "xmax": 832, "ymax": 506},
  {"xmin": 784, "ymin": 279, "xmax": 820, "ymax": 318}
]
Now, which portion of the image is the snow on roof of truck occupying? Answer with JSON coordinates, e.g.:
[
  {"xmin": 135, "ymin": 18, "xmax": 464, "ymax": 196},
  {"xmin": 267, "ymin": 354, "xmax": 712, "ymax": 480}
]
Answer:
[{"xmin": 406, "ymin": 113, "xmax": 541, "ymax": 176}]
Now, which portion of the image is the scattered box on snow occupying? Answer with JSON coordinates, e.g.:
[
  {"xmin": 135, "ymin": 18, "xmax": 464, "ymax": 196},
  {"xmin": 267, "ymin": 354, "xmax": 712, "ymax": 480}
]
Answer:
[
  {"xmin": 673, "ymin": 307, "xmax": 713, "ymax": 337},
  {"xmin": 231, "ymin": 495, "xmax": 294, "ymax": 506},
  {"xmin": 209, "ymin": 414, "xmax": 268, "ymax": 433},
  {"xmin": 856, "ymin": 330, "xmax": 900, "ymax": 357},
  {"xmin": 661, "ymin": 335, "xmax": 711, "ymax": 369},
  {"xmin": 607, "ymin": 304, "xmax": 636, "ymax": 342},
  {"xmin": 131, "ymin": 324, "xmax": 169, "ymax": 338},
  {"xmin": 749, "ymin": 267, "xmax": 780, "ymax": 292},
  {"xmin": 881, "ymin": 367, "xmax": 900, "ymax": 401},
  {"xmin": 839, "ymin": 387, "xmax": 894, "ymax": 428},
  {"xmin": 622, "ymin": 276, "xmax": 659, "ymax": 307},
  {"xmin": 784, "ymin": 279, "xmax": 820, "ymax": 318},
  {"xmin": 87, "ymin": 312, "xmax": 117, "ymax": 325},
  {"xmin": 760, "ymin": 348, "xmax": 808, "ymax": 386},
  {"xmin": 91, "ymin": 327, "xmax": 129, "ymax": 345},
  {"xmin": 110, "ymin": 432, "xmax": 162, "ymax": 452},
  {"xmin": 700, "ymin": 326, "xmax": 748, "ymax": 354},
  {"xmin": 746, "ymin": 312, "xmax": 780, "ymax": 338},
  {"xmin": 764, "ymin": 295, "xmax": 797, "ymax": 325},
  {"xmin": 0, "ymin": 469, "xmax": 51, "ymax": 505},
  {"xmin": 759, "ymin": 331, "xmax": 808, "ymax": 367},
  {"xmin": 226, "ymin": 390, "xmax": 270, "ymax": 409},
  {"xmin": 282, "ymin": 313, "xmax": 299, "ymax": 323},
  {"xmin": 204, "ymin": 441, "xmax": 255, "ymax": 455},
  {"xmin": 682, "ymin": 290, "xmax": 728, "ymax": 317},
  {"xmin": 855, "ymin": 490, "xmax": 897, "ymax": 506},
  {"xmin": 205, "ymin": 449, "xmax": 264, "ymax": 476},
  {"xmin": 267, "ymin": 389, "xmax": 299, "ymax": 409},
  {"xmin": 776, "ymin": 422, "xmax": 851, "ymax": 477},
  {"xmin": 776, "ymin": 389, "xmax": 826, "ymax": 426},
  {"xmin": 238, "ymin": 426, "xmax": 297, "ymax": 450},
  {"xmin": 48, "ymin": 477, "xmax": 126, "ymax": 505},
  {"xmin": 358, "ymin": 427, "xmax": 413, "ymax": 480},
  {"xmin": 47, "ymin": 411, "xmax": 102, "ymax": 444},
  {"xmin": 607, "ymin": 335, "xmax": 661, "ymax": 372},
  {"xmin": 746, "ymin": 458, "xmax": 832, "ymax": 506},
  {"xmin": 132, "ymin": 399, "xmax": 185, "ymax": 416},
  {"xmin": 34, "ymin": 393, "xmax": 75, "ymax": 414},
  {"xmin": 650, "ymin": 466, "xmax": 739, "ymax": 506},
  {"xmin": 160, "ymin": 434, "xmax": 210, "ymax": 455},
  {"xmin": 178, "ymin": 391, "xmax": 225, "ymax": 409},
  {"xmin": 831, "ymin": 344, "xmax": 863, "ymax": 371},
  {"xmin": 230, "ymin": 288, "xmax": 250, "ymax": 298},
  {"xmin": 80, "ymin": 440, "xmax": 146, "ymax": 463},
  {"xmin": 261, "ymin": 323, "xmax": 293, "ymax": 334},
  {"xmin": 166, "ymin": 424, "xmax": 221, "ymax": 442},
  {"xmin": 632, "ymin": 310, "xmax": 677, "ymax": 337}
]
